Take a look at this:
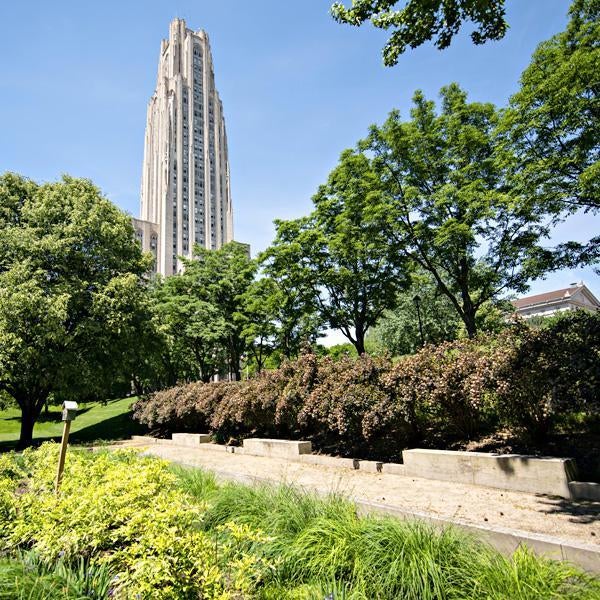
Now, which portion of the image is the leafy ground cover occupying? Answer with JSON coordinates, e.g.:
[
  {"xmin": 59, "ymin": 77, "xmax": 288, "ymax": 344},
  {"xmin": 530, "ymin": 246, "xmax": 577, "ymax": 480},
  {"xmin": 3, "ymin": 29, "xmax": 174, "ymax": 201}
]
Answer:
[
  {"xmin": 0, "ymin": 444, "xmax": 598, "ymax": 599},
  {"xmin": 0, "ymin": 398, "xmax": 143, "ymax": 450}
]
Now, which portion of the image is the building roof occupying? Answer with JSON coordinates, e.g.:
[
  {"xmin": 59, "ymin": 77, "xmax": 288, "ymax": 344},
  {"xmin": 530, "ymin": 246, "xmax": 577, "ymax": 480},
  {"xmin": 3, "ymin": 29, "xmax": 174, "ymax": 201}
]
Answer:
[{"xmin": 512, "ymin": 284, "xmax": 600, "ymax": 310}]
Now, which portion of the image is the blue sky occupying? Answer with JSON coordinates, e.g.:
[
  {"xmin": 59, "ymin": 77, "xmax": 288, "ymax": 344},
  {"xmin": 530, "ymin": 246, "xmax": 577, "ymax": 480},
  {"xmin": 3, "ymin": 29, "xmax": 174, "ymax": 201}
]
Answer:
[{"xmin": 1, "ymin": 0, "xmax": 598, "ymax": 302}]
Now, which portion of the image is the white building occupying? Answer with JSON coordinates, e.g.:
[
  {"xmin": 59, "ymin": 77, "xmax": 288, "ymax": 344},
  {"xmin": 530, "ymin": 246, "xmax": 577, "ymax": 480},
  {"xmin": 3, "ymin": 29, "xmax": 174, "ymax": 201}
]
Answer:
[
  {"xmin": 512, "ymin": 283, "xmax": 600, "ymax": 319},
  {"xmin": 134, "ymin": 18, "xmax": 234, "ymax": 275}
]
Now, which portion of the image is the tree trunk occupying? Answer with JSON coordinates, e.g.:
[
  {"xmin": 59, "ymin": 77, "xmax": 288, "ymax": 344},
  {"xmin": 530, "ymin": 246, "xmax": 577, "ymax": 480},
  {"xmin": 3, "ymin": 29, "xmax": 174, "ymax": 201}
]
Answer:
[
  {"xmin": 354, "ymin": 326, "xmax": 366, "ymax": 355},
  {"xmin": 463, "ymin": 310, "xmax": 477, "ymax": 339},
  {"xmin": 17, "ymin": 404, "xmax": 37, "ymax": 449}
]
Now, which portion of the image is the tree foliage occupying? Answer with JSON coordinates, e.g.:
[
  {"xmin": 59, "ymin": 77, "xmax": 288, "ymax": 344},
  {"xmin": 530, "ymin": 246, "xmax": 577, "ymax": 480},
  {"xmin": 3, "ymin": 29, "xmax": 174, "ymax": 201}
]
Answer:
[
  {"xmin": 151, "ymin": 242, "xmax": 257, "ymax": 382},
  {"xmin": 0, "ymin": 173, "xmax": 152, "ymax": 447},
  {"xmin": 364, "ymin": 84, "xmax": 550, "ymax": 337},
  {"xmin": 262, "ymin": 151, "xmax": 409, "ymax": 354},
  {"xmin": 369, "ymin": 270, "xmax": 462, "ymax": 355},
  {"xmin": 331, "ymin": 0, "xmax": 507, "ymax": 65},
  {"xmin": 502, "ymin": 0, "xmax": 600, "ymax": 272}
]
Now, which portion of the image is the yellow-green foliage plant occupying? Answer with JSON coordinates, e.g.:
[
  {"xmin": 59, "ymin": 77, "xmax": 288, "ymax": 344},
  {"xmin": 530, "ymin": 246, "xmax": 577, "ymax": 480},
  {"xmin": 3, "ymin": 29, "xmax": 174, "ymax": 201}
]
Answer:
[{"xmin": 0, "ymin": 443, "xmax": 267, "ymax": 599}]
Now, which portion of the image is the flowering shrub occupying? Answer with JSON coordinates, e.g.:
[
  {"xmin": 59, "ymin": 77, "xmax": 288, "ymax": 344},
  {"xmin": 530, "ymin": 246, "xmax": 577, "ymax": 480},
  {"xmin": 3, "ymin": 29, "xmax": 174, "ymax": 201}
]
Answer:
[
  {"xmin": 299, "ymin": 354, "xmax": 399, "ymax": 456},
  {"xmin": 133, "ymin": 311, "xmax": 600, "ymax": 455}
]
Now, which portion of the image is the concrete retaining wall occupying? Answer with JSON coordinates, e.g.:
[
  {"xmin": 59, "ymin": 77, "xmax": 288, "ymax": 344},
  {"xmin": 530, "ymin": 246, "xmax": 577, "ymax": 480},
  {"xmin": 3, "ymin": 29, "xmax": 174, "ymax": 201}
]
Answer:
[
  {"xmin": 243, "ymin": 438, "xmax": 312, "ymax": 458},
  {"xmin": 298, "ymin": 455, "xmax": 358, "ymax": 469},
  {"xmin": 403, "ymin": 449, "xmax": 577, "ymax": 498},
  {"xmin": 569, "ymin": 481, "xmax": 600, "ymax": 501},
  {"xmin": 171, "ymin": 433, "xmax": 211, "ymax": 447},
  {"xmin": 130, "ymin": 436, "xmax": 595, "ymax": 501}
]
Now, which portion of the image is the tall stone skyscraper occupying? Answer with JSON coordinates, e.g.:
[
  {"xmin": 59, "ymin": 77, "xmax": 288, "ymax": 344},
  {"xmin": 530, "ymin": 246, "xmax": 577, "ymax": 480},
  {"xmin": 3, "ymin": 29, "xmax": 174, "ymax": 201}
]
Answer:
[{"xmin": 134, "ymin": 18, "xmax": 234, "ymax": 275}]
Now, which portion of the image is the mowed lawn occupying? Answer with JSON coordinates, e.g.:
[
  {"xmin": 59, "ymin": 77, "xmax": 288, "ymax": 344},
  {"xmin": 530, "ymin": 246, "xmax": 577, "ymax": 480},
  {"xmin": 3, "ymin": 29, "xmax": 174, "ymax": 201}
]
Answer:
[{"xmin": 0, "ymin": 398, "xmax": 144, "ymax": 450}]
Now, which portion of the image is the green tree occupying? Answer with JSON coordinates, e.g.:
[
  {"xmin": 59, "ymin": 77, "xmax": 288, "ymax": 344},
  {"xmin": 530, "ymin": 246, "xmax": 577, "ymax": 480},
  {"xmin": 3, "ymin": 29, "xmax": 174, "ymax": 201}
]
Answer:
[
  {"xmin": 369, "ymin": 271, "xmax": 462, "ymax": 355},
  {"xmin": 184, "ymin": 242, "xmax": 257, "ymax": 380},
  {"xmin": 364, "ymin": 84, "xmax": 549, "ymax": 337},
  {"xmin": 0, "ymin": 173, "xmax": 151, "ymax": 447},
  {"xmin": 263, "ymin": 151, "xmax": 409, "ymax": 355},
  {"xmin": 240, "ymin": 278, "xmax": 278, "ymax": 374},
  {"xmin": 151, "ymin": 275, "xmax": 228, "ymax": 383},
  {"xmin": 502, "ymin": 0, "xmax": 600, "ymax": 271},
  {"xmin": 331, "ymin": 0, "xmax": 507, "ymax": 65}
]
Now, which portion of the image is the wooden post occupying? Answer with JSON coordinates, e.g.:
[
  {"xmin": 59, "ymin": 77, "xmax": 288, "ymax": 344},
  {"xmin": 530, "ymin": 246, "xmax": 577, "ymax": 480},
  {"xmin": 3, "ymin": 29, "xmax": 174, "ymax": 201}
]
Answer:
[{"xmin": 55, "ymin": 419, "xmax": 71, "ymax": 495}]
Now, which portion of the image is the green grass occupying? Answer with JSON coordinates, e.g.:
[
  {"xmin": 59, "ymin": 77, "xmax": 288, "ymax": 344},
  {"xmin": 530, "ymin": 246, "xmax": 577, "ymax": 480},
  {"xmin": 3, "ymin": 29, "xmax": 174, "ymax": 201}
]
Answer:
[
  {"xmin": 172, "ymin": 466, "xmax": 600, "ymax": 600},
  {"xmin": 0, "ymin": 551, "xmax": 113, "ymax": 600},
  {"xmin": 0, "ymin": 397, "xmax": 143, "ymax": 450}
]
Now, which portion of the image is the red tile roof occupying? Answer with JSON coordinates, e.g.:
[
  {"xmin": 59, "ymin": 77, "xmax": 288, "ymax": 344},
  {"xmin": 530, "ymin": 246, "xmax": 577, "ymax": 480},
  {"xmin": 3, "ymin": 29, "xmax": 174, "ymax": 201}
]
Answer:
[{"xmin": 512, "ymin": 286, "xmax": 580, "ymax": 309}]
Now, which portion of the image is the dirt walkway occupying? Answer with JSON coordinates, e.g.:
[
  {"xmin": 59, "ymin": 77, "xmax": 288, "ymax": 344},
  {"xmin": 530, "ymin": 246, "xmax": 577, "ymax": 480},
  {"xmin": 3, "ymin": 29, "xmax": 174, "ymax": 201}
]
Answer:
[{"xmin": 117, "ymin": 440, "xmax": 599, "ymax": 547}]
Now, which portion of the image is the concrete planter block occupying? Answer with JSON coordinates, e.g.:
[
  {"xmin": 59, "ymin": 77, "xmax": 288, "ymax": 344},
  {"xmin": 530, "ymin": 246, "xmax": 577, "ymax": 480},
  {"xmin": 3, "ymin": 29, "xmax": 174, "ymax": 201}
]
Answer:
[
  {"xmin": 359, "ymin": 460, "xmax": 383, "ymax": 473},
  {"xmin": 172, "ymin": 433, "xmax": 211, "ymax": 447},
  {"xmin": 299, "ymin": 455, "xmax": 359, "ymax": 469},
  {"xmin": 381, "ymin": 463, "xmax": 406, "ymax": 476},
  {"xmin": 569, "ymin": 481, "xmax": 600, "ymax": 501},
  {"xmin": 402, "ymin": 449, "xmax": 577, "ymax": 498},
  {"xmin": 242, "ymin": 438, "xmax": 312, "ymax": 458}
]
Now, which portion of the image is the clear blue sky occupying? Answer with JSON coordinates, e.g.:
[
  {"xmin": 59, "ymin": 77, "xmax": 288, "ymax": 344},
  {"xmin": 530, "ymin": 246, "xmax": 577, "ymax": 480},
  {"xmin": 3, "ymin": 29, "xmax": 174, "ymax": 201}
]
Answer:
[{"xmin": 1, "ymin": 0, "xmax": 598, "ymax": 300}]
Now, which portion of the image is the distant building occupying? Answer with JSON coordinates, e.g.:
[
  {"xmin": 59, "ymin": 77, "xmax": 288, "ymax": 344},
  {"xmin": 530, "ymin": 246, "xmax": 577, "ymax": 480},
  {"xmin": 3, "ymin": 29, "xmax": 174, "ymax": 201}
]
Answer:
[
  {"xmin": 134, "ymin": 18, "xmax": 234, "ymax": 275},
  {"xmin": 512, "ymin": 283, "xmax": 600, "ymax": 320}
]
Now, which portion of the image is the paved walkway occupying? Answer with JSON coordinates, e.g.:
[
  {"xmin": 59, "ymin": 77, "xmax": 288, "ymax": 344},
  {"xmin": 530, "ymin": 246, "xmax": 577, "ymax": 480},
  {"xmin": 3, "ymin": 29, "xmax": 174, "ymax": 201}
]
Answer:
[{"xmin": 117, "ymin": 439, "xmax": 599, "ymax": 549}]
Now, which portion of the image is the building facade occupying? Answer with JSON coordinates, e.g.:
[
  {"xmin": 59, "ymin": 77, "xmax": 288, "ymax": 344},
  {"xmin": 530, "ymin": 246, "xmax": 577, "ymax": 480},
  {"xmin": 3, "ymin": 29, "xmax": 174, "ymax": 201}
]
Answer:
[
  {"xmin": 512, "ymin": 283, "xmax": 600, "ymax": 319},
  {"xmin": 134, "ymin": 18, "xmax": 234, "ymax": 275}
]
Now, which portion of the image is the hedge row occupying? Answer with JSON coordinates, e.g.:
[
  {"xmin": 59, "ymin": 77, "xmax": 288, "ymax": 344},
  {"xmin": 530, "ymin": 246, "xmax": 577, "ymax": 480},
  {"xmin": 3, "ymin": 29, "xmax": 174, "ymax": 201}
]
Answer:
[{"xmin": 133, "ymin": 312, "xmax": 600, "ymax": 460}]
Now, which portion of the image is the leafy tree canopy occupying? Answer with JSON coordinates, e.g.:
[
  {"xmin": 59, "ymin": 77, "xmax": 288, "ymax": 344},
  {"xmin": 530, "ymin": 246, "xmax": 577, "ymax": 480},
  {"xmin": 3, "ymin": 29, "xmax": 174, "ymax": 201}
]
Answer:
[
  {"xmin": 0, "ymin": 173, "xmax": 152, "ymax": 447},
  {"xmin": 331, "ymin": 0, "xmax": 507, "ymax": 65},
  {"xmin": 183, "ymin": 242, "xmax": 257, "ymax": 380},
  {"xmin": 363, "ymin": 84, "xmax": 550, "ymax": 337},
  {"xmin": 263, "ymin": 151, "xmax": 409, "ymax": 354},
  {"xmin": 502, "ymin": 0, "xmax": 600, "ymax": 272}
]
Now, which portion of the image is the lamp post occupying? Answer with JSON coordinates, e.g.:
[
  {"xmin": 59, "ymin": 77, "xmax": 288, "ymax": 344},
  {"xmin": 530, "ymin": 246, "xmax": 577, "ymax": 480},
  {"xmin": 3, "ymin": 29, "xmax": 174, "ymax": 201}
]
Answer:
[{"xmin": 413, "ymin": 294, "xmax": 424, "ymax": 347}]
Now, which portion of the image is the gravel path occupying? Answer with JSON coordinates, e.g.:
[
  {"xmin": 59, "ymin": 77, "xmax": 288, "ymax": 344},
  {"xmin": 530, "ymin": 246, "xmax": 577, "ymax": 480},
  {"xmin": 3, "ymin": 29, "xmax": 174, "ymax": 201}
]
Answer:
[{"xmin": 117, "ymin": 440, "xmax": 599, "ymax": 547}]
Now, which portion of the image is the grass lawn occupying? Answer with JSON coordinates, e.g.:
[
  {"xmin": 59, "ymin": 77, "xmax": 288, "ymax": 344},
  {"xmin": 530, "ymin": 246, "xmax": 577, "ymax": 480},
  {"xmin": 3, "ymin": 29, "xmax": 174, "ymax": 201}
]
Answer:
[{"xmin": 0, "ymin": 397, "xmax": 144, "ymax": 450}]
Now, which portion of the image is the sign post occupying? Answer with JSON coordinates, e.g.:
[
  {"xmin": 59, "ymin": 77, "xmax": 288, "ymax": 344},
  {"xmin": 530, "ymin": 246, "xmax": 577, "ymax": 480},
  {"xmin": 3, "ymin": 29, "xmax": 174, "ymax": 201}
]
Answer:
[{"xmin": 55, "ymin": 401, "xmax": 78, "ymax": 495}]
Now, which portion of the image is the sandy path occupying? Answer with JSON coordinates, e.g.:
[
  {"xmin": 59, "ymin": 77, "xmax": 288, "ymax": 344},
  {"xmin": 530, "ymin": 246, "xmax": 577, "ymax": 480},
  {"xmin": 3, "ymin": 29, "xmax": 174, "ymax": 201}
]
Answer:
[{"xmin": 116, "ymin": 440, "xmax": 599, "ymax": 547}]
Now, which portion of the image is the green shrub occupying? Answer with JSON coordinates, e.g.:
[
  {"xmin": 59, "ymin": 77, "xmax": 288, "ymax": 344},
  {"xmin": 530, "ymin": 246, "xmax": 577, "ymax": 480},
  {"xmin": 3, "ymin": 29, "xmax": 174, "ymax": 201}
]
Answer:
[
  {"xmin": 0, "ymin": 444, "xmax": 269, "ymax": 599},
  {"xmin": 173, "ymin": 467, "xmax": 600, "ymax": 600},
  {"xmin": 134, "ymin": 312, "xmax": 600, "ymax": 454},
  {"xmin": 1, "ymin": 451, "xmax": 599, "ymax": 599},
  {"xmin": 496, "ymin": 311, "xmax": 600, "ymax": 440}
]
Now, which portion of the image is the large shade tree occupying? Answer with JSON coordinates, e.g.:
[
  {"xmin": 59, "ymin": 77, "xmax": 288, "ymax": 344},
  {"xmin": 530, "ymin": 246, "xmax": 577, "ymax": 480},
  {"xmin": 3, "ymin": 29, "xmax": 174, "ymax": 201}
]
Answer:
[
  {"xmin": 183, "ymin": 242, "xmax": 257, "ymax": 380},
  {"xmin": 151, "ymin": 274, "xmax": 228, "ymax": 384},
  {"xmin": 258, "ymin": 261, "xmax": 324, "ymax": 362},
  {"xmin": 364, "ymin": 84, "xmax": 550, "ymax": 337},
  {"xmin": 369, "ymin": 270, "xmax": 462, "ymax": 355},
  {"xmin": 502, "ymin": 0, "xmax": 600, "ymax": 270},
  {"xmin": 0, "ymin": 173, "xmax": 152, "ymax": 447},
  {"xmin": 263, "ymin": 151, "xmax": 409, "ymax": 354}
]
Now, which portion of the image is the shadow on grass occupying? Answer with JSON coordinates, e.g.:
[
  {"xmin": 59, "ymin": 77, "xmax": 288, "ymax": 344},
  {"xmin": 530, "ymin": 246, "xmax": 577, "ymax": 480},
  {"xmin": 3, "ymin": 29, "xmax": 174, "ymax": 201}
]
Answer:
[
  {"xmin": 70, "ymin": 411, "xmax": 145, "ymax": 443},
  {"xmin": 2, "ymin": 404, "xmax": 95, "ymax": 424},
  {"xmin": 0, "ymin": 404, "xmax": 145, "ymax": 453}
]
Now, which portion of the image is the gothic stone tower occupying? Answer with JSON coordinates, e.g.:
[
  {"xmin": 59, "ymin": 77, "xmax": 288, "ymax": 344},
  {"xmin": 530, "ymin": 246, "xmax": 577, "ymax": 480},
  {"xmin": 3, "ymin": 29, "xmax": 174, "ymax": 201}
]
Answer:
[{"xmin": 134, "ymin": 18, "xmax": 234, "ymax": 275}]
